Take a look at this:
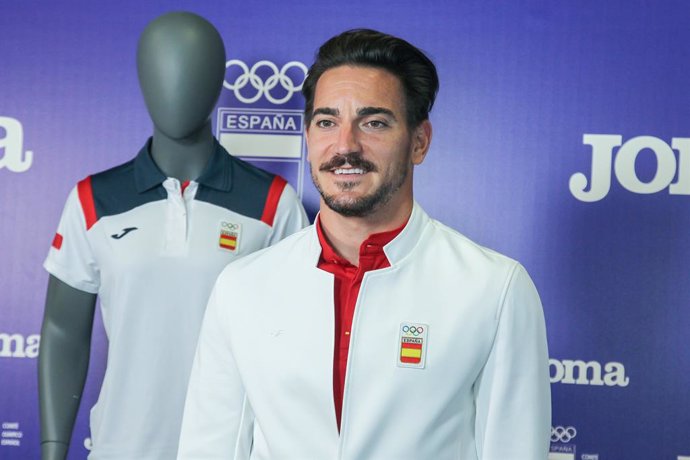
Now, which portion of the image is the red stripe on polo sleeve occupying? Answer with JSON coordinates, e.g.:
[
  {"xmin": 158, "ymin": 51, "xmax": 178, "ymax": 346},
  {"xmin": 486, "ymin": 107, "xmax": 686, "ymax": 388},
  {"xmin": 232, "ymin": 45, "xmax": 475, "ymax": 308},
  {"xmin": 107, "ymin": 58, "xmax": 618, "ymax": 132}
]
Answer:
[
  {"xmin": 260, "ymin": 175, "xmax": 287, "ymax": 227},
  {"xmin": 77, "ymin": 176, "xmax": 98, "ymax": 230},
  {"xmin": 52, "ymin": 233, "xmax": 63, "ymax": 250}
]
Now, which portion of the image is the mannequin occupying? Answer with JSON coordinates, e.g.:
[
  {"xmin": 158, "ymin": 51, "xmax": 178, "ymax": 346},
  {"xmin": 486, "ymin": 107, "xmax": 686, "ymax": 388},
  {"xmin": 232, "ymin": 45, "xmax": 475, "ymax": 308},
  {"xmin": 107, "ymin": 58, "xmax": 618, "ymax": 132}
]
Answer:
[{"xmin": 39, "ymin": 12, "xmax": 306, "ymax": 460}]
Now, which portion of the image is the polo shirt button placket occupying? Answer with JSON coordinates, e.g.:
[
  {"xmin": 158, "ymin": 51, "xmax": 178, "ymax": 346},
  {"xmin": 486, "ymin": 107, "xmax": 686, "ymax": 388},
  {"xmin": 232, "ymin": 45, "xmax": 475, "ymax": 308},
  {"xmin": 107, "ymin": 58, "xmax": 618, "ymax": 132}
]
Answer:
[{"xmin": 163, "ymin": 178, "xmax": 189, "ymax": 255}]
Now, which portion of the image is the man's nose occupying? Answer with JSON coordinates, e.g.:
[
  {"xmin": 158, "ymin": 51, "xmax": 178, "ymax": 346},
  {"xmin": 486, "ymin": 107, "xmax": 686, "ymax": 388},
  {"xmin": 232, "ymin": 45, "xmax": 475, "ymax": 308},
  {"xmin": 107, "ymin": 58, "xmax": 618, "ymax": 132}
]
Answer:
[{"xmin": 335, "ymin": 123, "xmax": 360, "ymax": 155}]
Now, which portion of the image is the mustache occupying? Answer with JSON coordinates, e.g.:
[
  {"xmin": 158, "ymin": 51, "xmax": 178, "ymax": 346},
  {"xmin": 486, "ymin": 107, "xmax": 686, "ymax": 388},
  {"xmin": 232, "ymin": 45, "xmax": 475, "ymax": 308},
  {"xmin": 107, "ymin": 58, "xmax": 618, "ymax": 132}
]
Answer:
[{"xmin": 319, "ymin": 152, "xmax": 377, "ymax": 172}]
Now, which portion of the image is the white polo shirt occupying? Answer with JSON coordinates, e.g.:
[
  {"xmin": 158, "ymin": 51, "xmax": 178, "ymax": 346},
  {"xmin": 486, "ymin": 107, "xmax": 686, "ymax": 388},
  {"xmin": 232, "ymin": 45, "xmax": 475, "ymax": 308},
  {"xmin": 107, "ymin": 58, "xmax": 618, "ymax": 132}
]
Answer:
[{"xmin": 44, "ymin": 139, "xmax": 308, "ymax": 460}]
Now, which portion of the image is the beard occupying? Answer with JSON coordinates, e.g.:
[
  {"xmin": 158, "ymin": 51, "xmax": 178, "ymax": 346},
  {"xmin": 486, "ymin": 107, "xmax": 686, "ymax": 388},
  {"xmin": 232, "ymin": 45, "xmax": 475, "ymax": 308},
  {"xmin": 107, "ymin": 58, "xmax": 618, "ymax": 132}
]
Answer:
[{"xmin": 311, "ymin": 151, "xmax": 410, "ymax": 218}]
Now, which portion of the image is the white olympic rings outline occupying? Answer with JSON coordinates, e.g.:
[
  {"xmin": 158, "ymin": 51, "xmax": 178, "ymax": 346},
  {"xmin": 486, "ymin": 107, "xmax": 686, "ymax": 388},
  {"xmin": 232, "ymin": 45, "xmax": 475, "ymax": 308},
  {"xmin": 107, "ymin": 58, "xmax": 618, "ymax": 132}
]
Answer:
[
  {"xmin": 224, "ymin": 59, "xmax": 308, "ymax": 104},
  {"xmin": 402, "ymin": 325, "xmax": 424, "ymax": 336},
  {"xmin": 551, "ymin": 426, "xmax": 577, "ymax": 443}
]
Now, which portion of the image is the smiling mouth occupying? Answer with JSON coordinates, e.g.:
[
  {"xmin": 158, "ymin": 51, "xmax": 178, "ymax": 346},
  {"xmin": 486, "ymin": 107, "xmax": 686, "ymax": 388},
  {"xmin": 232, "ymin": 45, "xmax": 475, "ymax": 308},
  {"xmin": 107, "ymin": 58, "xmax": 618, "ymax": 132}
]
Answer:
[{"xmin": 333, "ymin": 168, "xmax": 366, "ymax": 175}]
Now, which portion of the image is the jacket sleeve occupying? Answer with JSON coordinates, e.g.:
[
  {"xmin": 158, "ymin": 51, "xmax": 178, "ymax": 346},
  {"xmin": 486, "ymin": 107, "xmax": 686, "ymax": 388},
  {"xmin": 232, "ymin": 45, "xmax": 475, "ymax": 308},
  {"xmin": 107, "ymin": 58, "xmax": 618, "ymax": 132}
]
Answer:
[
  {"xmin": 473, "ymin": 263, "xmax": 551, "ymax": 459},
  {"xmin": 177, "ymin": 281, "xmax": 254, "ymax": 460}
]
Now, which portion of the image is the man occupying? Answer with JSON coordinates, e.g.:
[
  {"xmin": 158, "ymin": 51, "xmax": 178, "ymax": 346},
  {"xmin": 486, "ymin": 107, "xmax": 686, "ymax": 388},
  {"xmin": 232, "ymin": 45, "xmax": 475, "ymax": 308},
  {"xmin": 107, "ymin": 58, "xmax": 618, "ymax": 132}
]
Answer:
[{"xmin": 178, "ymin": 29, "xmax": 550, "ymax": 460}]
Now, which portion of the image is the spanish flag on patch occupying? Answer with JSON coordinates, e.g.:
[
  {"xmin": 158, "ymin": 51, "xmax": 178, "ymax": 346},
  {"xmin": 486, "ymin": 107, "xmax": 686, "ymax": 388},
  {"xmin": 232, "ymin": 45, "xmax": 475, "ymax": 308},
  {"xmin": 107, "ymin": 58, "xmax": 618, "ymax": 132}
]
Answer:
[
  {"xmin": 218, "ymin": 221, "xmax": 241, "ymax": 252},
  {"xmin": 400, "ymin": 340, "xmax": 423, "ymax": 364},
  {"xmin": 219, "ymin": 233, "xmax": 237, "ymax": 250}
]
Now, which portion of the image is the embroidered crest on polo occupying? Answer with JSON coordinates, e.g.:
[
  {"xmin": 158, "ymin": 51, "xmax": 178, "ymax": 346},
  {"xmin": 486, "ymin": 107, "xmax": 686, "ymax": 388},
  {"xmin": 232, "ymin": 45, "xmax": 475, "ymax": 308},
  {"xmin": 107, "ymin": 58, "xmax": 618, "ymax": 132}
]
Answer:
[
  {"xmin": 218, "ymin": 221, "xmax": 241, "ymax": 252},
  {"xmin": 397, "ymin": 322, "xmax": 428, "ymax": 369}
]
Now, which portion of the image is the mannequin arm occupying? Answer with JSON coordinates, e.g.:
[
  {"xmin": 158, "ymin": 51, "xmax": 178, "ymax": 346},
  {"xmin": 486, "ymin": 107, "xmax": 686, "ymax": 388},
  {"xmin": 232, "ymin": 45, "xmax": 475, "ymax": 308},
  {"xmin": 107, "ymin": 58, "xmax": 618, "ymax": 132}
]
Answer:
[{"xmin": 38, "ymin": 275, "xmax": 97, "ymax": 460}]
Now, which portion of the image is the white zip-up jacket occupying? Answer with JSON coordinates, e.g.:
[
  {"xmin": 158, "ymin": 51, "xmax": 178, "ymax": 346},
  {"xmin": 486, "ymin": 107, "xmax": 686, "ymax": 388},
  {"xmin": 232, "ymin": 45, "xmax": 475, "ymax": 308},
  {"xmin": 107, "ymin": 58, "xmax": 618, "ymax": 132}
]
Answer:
[{"xmin": 178, "ymin": 203, "xmax": 551, "ymax": 460}]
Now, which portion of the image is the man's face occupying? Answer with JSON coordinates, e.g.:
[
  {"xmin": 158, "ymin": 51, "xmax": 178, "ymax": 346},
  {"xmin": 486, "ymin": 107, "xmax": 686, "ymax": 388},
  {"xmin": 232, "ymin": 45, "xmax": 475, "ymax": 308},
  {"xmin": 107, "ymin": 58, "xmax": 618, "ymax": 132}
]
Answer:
[{"xmin": 306, "ymin": 65, "xmax": 429, "ymax": 218}]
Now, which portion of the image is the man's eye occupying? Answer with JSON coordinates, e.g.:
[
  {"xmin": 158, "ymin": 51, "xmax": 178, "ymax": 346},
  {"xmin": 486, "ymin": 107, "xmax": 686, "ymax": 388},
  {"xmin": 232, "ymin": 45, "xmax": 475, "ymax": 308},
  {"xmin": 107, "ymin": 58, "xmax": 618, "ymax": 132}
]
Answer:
[
  {"xmin": 315, "ymin": 119, "xmax": 335, "ymax": 128},
  {"xmin": 365, "ymin": 120, "xmax": 388, "ymax": 129}
]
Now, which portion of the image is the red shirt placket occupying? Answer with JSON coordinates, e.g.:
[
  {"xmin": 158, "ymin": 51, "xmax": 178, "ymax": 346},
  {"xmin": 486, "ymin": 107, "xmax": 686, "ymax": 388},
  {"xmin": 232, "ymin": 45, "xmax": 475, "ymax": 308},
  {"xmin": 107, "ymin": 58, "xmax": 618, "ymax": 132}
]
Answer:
[{"xmin": 316, "ymin": 219, "xmax": 405, "ymax": 430}]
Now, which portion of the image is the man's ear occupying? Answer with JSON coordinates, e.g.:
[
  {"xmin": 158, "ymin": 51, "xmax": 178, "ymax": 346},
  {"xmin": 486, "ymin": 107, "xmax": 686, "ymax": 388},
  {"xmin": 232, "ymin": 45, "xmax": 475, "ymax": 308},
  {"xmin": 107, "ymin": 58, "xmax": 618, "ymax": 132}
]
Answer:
[{"xmin": 411, "ymin": 120, "xmax": 432, "ymax": 165}]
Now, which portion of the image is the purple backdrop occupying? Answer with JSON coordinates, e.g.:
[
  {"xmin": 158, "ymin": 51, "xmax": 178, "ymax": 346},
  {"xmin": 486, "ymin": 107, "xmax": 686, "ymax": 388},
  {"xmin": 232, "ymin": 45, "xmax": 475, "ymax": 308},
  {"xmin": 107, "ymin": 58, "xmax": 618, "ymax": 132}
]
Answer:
[{"xmin": 1, "ymin": 1, "xmax": 688, "ymax": 459}]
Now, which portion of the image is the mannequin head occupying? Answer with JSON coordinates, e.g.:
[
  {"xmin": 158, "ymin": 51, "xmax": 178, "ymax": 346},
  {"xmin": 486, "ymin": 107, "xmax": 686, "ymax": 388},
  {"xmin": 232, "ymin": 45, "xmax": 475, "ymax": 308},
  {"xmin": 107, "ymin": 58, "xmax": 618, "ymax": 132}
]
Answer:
[{"xmin": 137, "ymin": 12, "xmax": 226, "ymax": 140}]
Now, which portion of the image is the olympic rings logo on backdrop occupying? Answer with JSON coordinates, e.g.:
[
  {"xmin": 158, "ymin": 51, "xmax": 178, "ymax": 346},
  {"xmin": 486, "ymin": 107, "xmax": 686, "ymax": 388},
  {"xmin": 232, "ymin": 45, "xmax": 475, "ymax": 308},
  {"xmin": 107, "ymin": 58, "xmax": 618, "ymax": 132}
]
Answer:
[
  {"xmin": 551, "ymin": 426, "xmax": 577, "ymax": 443},
  {"xmin": 402, "ymin": 325, "xmax": 424, "ymax": 336},
  {"xmin": 224, "ymin": 60, "xmax": 308, "ymax": 105}
]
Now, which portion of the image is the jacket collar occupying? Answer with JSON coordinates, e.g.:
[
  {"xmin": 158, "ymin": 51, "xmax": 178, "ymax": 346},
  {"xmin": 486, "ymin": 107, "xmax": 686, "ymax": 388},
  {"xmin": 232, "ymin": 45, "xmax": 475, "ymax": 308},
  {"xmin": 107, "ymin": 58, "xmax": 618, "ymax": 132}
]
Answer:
[
  {"xmin": 307, "ymin": 201, "xmax": 429, "ymax": 268},
  {"xmin": 134, "ymin": 138, "xmax": 233, "ymax": 193},
  {"xmin": 382, "ymin": 201, "xmax": 429, "ymax": 265}
]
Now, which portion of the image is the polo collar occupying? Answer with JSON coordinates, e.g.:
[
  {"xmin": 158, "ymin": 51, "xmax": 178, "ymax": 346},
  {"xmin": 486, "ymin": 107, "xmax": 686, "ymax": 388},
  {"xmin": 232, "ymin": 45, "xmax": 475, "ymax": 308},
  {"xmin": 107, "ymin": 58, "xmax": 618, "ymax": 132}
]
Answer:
[
  {"xmin": 134, "ymin": 138, "xmax": 233, "ymax": 193},
  {"xmin": 195, "ymin": 139, "xmax": 233, "ymax": 192},
  {"xmin": 307, "ymin": 201, "xmax": 430, "ymax": 268},
  {"xmin": 133, "ymin": 138, "xmax": 166, "ymax": 192},
  {"xmin": 316, "ymin": 215, "xmax": 405, "ymax": 267}
]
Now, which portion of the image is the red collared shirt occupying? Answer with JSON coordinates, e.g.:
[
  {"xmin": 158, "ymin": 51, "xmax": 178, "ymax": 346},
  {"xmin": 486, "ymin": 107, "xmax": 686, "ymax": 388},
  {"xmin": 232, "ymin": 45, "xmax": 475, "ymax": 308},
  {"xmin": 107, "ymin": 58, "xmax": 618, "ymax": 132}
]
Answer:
[{"xmin": 316, "ymin": 218, "xmax": 405, "ymax": 430}]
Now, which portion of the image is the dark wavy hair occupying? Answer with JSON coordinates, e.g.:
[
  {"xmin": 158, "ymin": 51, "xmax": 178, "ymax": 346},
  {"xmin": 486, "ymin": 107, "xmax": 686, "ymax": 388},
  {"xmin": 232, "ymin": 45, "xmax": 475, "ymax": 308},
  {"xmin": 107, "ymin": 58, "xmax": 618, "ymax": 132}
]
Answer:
[{"xmin": 302, "ymin": 29, "xmax": 439, "ymax": 129}]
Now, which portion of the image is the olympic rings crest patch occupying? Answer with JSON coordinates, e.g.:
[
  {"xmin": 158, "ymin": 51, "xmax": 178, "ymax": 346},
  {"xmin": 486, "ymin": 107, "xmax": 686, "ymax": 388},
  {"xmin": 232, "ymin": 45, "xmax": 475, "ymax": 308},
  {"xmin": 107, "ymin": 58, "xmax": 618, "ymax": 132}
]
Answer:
[
  {"xmin": 397, "ymin": 322, "xmax": 428, "ymax": 369},
  {"xmin": 219, "ymin": 221, "xmax": 241, "ymax": 252}
]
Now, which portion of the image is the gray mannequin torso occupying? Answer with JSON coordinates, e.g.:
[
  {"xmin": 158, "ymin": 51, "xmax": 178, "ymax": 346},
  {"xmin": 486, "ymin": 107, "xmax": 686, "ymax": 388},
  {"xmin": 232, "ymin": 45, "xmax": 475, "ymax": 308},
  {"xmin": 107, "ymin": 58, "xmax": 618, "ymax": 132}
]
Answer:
[{"xmin": 38, "ymin": 12, "xmax": 226, "ymax": 460}]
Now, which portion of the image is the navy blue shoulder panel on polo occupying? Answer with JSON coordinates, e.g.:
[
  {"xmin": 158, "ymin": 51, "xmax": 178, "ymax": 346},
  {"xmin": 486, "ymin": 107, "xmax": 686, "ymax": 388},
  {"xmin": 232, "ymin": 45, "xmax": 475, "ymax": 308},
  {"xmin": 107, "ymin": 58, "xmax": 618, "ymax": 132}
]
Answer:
[
  {"xmin": 88, "ymin": 160, "xmax": 166, "ymax": 220},
  {"xmin": 80, "ymin": 140, "xmax": 278, "ymax": 227},
  {"xmin": 88, "ymin": 144, "xmax": 166, "ymax": 221},
  {"xmin": 195, "ymin": 144, "xmax": 276, "ymax": 222}
]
